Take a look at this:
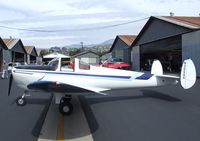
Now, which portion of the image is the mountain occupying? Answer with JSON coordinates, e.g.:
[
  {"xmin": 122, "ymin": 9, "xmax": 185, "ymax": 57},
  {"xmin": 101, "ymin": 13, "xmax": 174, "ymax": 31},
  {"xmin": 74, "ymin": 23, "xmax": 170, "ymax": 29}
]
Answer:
[
  {"xmin": 61, "ymin": 39, "xmax": 114, "ymax": 48},
  {"xmin": 48, "ymin": 38, "xmax": 114, "ymax": 55},
  {"xmin": 100, "ymin": 39, "xmax": 114, "ymax": 45}
]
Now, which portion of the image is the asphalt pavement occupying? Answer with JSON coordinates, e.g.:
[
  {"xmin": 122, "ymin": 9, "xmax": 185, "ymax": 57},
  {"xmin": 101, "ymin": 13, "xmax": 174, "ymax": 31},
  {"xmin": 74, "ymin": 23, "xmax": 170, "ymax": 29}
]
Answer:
[
  {"xmin": 0, "ymin": 78, "xmax": 52, "ymax": 141},
  {"xmin": 81, "ymin": 79, "xmax": 200, "ymax": 141},
  {"xmin": 0, "ymin": 77, "xmax": 200, "ymax": 141}
]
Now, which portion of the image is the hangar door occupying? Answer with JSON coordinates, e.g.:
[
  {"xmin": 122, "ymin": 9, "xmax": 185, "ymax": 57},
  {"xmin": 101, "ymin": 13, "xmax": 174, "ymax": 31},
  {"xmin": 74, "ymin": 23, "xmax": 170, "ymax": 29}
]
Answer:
[
  {"xmin": 12, "ymin": 51, "xmax": 25, "ymax": 63},
  {"xmin": 140, "ymin": 35, "xmax": 182, "ymax": 72}
]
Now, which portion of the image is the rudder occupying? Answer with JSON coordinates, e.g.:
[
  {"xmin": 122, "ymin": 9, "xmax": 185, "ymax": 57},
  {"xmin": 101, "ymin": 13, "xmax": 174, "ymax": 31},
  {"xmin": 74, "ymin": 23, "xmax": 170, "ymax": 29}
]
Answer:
[{"xmin": 180, "ymin": 59, "xmax": 196, "ymax": 89}]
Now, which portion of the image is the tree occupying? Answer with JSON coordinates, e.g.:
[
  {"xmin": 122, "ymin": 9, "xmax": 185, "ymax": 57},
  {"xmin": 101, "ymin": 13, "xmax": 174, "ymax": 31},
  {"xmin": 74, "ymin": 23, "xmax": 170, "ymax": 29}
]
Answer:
[
  {"xmin": 40, "ymin": 49, "xmax": 49, "ymax": 56},
  {"xmin": 69, "ymin": 48, "xmax": 82, "ymax": 56}
]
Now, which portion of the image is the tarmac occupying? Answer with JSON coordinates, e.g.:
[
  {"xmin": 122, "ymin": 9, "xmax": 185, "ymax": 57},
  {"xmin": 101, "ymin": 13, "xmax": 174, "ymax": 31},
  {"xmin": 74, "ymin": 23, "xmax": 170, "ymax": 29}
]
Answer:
[{"xmin": 0, "ymin": 77, "xmax": 200, "ymax": 141}]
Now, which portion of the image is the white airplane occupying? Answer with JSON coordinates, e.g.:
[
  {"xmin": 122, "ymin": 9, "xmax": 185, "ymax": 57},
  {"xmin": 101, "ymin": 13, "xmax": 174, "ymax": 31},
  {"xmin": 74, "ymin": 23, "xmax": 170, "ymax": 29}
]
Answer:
[{"xmin": 8, "ymin": 58, "xmax": 196, "ymax": 115}]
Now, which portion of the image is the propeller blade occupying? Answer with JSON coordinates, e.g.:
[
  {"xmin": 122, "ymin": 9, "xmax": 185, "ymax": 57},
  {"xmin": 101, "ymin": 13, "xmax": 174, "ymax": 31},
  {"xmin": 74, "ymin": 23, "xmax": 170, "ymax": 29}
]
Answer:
[{"xmin": 8, "ymin": 74, "xmax": 13, "ymax": 96}]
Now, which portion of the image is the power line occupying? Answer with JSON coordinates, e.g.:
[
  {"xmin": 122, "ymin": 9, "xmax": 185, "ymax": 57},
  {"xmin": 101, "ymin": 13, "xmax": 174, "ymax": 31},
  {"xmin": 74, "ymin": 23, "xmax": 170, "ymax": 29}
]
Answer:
[{"xmin": 0, "ymin": 17, "xmax": 149, "ymax": 33}]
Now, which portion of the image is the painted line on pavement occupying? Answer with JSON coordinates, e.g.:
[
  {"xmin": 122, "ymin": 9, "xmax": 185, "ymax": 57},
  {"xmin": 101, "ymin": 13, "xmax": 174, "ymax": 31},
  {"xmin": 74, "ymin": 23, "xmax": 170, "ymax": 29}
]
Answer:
[{"xmin": 56, "ymin": 115, "xmax": 64, "ymax": 141}]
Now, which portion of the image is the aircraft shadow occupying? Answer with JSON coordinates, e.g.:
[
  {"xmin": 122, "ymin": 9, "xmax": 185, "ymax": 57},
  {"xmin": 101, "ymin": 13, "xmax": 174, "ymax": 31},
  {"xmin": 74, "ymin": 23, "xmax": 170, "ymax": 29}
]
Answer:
[
  {"xmin": 79, "ymin": 89, "xmax": 181, "ymax": 134},
  {"xmin": 141, "ymin": 89, "xmax": 181, "ymax": 102},
  {"xmin": 29, "ymin": 90, "xmax": 181, "ymax": 139},
  {"xmin": 31, "ymin": 95, "xmax": 53, "ymax": 137}
]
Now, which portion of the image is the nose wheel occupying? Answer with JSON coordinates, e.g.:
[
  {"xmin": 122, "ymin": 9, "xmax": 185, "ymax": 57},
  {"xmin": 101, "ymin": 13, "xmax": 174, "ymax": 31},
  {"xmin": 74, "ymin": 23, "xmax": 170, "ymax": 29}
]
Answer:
[
  {"xmin": 16, "ymin": 91, "xmax": 28, "ymax": 106},
  {"xmin": 59, "ymin": 95, "xmax": 73, "ymax": 115},
  {"xmin": 16, "ymin": 96, "xmax": 26, "ymax": 106}
]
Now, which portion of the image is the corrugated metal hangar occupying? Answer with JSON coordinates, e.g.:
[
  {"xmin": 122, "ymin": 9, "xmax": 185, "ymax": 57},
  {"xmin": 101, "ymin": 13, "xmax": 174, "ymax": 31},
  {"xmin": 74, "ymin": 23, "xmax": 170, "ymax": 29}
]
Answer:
[
  {"xmin": 73, "ymin": 51, "xmax": 100, "ymax": 65},
  {"xmin": 3, "ymin": 38, "xmax": 27, "ymax": 63},
  {"xmin": 131, "ymin": 16, "xmax": 200, "ymax": 76},
  {"xmin": 24, "ymin": 46, "xmax": 38, "ymax": 64},
  {"xmin": 110, "ymin": 35, "xmax": 136, "ymax": 64}
]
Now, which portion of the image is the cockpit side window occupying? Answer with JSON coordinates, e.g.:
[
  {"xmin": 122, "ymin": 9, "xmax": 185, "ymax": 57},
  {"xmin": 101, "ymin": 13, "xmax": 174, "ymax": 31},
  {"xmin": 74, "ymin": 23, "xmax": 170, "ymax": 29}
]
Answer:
[{"xmin": 79, "ymin": 60, "xmax": 90, "ymax": 70}]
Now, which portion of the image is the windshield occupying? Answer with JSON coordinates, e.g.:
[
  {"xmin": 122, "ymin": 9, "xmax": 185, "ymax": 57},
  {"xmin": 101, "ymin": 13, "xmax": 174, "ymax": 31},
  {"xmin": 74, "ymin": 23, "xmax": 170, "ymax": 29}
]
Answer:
[{"xmin": 47, "ymin": 58, "xmax": 59, "ymax": 70}]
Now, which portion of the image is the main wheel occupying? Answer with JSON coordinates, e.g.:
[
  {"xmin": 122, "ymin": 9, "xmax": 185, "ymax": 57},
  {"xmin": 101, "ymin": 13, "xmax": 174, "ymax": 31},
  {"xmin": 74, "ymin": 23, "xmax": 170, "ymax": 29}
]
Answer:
[
  {"xmin": 16, "ymin": 96, "xmax": 26, "ymax": 106},
  {"xmin": 59, "ymin": 102, "xmax": 73, "ymax": 115}
]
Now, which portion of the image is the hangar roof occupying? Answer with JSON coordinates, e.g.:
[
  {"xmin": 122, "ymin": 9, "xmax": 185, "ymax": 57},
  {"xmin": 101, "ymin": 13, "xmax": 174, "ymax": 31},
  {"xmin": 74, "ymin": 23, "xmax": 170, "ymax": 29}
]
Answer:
[
  {"xmin": 118, "ymin": 35, "xmax": 137, "ymax": 46},
  {"xmin": 3, "ymin": 38, "xmax": 19, "ymax": 50},
  {"xmin": 36, "ymin": 49, "xmax": 42, "ymax": 57},
  {"xmin": 24, "ymin": 46, "xmax": 34, "ymax": 54},
  {"xmin": 73, "ymin": 50, "xmax": 99, "ymax": 58},
  {"xmin": 24, "ymin": 46, "xmax": 38, "ymax": 56},
  {"xmin": 3, "ymin": 38, "xmax": 27, "ymax": 54},
  {"xmin": 131, "ymin": 16, "xmax": 200, "ymax": 47},
  {"xmin": 156, "ymin": 16, "xmax": 200, "ymax": 29},
  {"xmin": 0, "ymin": 37, "xmax": 7, "ymax": 50}
]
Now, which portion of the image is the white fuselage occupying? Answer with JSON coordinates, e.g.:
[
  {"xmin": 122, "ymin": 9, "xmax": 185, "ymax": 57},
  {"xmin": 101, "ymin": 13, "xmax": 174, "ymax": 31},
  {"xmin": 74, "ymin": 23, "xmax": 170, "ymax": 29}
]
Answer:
[{"xmin": 12, "ymin": 64, "xmax": 177, "ymax": 93}]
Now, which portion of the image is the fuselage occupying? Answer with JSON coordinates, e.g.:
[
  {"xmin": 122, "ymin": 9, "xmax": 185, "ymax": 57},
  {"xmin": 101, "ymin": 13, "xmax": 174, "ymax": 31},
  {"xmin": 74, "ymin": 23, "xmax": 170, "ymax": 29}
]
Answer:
[{"xmin": 12, "ymin": 64, "xmax": 177, "ymax": 93}]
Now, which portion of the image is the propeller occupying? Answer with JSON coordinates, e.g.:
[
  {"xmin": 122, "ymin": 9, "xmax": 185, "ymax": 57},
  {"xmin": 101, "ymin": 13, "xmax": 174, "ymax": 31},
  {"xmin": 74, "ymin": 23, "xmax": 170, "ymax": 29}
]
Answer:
[{"xmin": 8, "ymin": 74, "xmax": 13, "ymax": 96}]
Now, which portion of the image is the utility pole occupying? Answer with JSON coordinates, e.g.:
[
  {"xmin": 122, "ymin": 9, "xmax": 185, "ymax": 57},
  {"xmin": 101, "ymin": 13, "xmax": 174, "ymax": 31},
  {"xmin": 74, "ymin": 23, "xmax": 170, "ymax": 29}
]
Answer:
[{"xmin": 80, "ymin": 42, "xmax": 84, "ymax": 52}]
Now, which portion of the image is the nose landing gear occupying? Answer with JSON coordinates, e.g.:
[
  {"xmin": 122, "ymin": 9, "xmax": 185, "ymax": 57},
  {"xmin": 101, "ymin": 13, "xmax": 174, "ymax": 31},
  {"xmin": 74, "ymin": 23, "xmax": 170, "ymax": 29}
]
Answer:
[{"xmin": 16, "ymin": 91, "xmax": 29, "ymax": 106}]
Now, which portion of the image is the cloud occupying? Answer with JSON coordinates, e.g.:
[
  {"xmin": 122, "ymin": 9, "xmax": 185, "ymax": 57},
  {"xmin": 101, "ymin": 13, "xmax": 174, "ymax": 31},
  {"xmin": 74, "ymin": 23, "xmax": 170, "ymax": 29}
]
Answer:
[{"xmin": 0, "ymin": 0, "xmax": 199, "ymax": 48}]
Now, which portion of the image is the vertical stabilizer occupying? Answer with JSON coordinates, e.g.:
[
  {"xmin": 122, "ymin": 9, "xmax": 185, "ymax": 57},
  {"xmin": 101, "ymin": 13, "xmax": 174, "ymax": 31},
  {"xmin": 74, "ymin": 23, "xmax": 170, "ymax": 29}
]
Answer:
[
  {"xmin": 74, "ymin": 58, "xmax": 79, "ymax": 71},
  {"xmin": 151, "ymin": 60, "xmax": 163, "ymax": 75},
  {"xmin": 181, "ymin": 59, "xmax": 196, "ymax": 89}
]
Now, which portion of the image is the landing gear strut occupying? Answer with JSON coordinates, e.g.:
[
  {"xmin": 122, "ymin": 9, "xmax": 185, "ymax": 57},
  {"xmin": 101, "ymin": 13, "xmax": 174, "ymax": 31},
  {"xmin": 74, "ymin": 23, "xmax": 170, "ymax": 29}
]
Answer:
[
  {"xmin": 16, "ymin": 91, "xmax": 28, "ymax": 106},
  {"xmin": 59, "ymin": 95, "xmax": 73, "ymax": 115}
]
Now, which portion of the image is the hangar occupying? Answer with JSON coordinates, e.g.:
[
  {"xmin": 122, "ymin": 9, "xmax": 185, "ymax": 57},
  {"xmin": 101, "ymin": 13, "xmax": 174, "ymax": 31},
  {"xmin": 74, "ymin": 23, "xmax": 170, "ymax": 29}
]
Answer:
[
  {"xmin": 0, "ymin": 38, "xmax": 7, "ymax": 72},
  {"xmin": 36, "ymin": 49, "xmax": 43, "ymax": 64},
  {"xmin": 131, "ymin": 16, "xmax": 200, "ymax": 76},
  {"xmin": 110, "ymin": 35, "xmax": 136, "ymax": 64},
  {"xmin": 73, "ymin": 51, "xmax": 100, "ymax": 65},
  {"xmin": 3, "ymin": 38, "xmax": 27, "ymax": 63},
  {"xmin": 24, "ymin": 46, "xmax": 38, "ymax": 64}
]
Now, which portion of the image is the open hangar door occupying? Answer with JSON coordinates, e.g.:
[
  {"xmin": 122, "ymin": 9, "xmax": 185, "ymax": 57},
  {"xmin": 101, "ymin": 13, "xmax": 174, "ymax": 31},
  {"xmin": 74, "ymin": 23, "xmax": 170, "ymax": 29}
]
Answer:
[
  {"xmin": 140, "ymin": 35, "xmax": 182, "ymax": 72},
  {"xmin": 12, "ymin": 52, "xmax": 25, "ymax": 63}
]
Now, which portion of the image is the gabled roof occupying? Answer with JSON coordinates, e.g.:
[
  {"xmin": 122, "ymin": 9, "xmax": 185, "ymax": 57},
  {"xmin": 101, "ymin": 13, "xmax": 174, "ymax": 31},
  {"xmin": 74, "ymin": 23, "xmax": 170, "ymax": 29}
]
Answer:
[
  {"xmin": 3, "ymin": 38, "xmax": 27, "ymax": 53},
  {"xmin": 110, "ymin": 35, "xmax": 137, "ymax": 52},
  {"xmin": 24, "ymin": 46, "xmax": 34, "ymax": 54},
  {"xmin": 73, "ymin": 50, "xmax": 99, "ymax": 58},
  {"xmin": 157, "ymin": 16, "xmax": 200, "ymax": 29},
  {"xmin": 24, "ymin": 46, "xmax": 39, "ymax": 56},
  {"xmin": 0, "ymin": 37, "xmax": 7, "ymax": 50},
  {"xmin": 3, "ymin": 38, "xmax": 20, "ymax": 50},
  {"xmin": 131, "ymin": 16, "xmax": 200, "ymax": 47},
  {"xmin": 36, "ymin": 49, "xmax": 42, "ymax": 57}
]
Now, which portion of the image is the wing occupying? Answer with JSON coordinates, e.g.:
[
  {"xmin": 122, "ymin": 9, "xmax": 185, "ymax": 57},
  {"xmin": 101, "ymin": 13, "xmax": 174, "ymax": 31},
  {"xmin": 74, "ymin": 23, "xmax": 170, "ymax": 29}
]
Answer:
[{"xmin": 27, "ymin": 80, "xmax": 109, "ymax": 94}]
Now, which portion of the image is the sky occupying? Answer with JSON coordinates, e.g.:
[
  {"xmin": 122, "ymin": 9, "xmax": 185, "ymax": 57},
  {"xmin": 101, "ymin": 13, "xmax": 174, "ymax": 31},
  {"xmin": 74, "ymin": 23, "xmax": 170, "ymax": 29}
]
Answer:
[{"xmin": 0, "ymin": 0, "xmax": 199, "ymax": 49}]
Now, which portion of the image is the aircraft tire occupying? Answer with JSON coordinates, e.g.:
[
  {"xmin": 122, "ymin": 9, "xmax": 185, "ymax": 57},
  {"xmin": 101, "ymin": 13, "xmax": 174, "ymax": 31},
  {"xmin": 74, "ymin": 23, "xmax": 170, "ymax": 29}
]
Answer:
[
  {"xmin": 16, "ymin": 96, "xmax": 26, "ymax": 106},
  {"xmin": 59, "ymin": 102, "xmax": 73, "ymax": 115}
]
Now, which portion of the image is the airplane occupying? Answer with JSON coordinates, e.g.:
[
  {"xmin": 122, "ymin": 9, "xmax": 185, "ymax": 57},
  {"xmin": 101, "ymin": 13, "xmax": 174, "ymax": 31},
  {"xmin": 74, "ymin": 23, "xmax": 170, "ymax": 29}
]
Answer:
[{"xmin": 8, "ymin": 57, "xmax": 196, "ymax": 115}]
